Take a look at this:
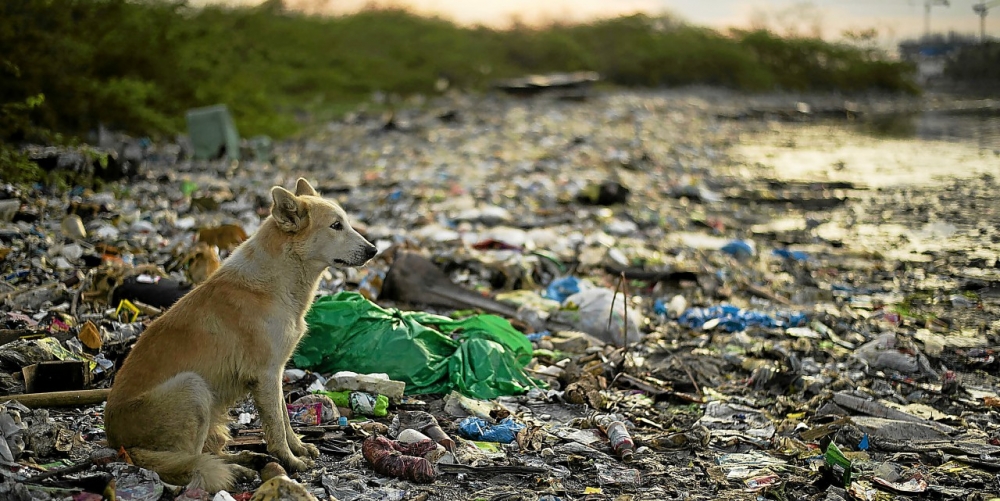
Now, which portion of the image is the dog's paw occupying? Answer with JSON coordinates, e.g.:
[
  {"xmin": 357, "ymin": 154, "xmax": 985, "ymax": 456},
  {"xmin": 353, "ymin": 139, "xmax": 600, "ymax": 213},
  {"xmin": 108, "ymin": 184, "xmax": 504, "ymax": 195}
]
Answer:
[
  {"xmin": 223, "ymin": 450, "xmax": 276, "ymax": 470},
  {"xmin": 283, "ymin": 455, "xmax": 314, "ymax": 473},
  {"xmin": 291, "ymin": 441, "xmax": 320, "ymax": 459},
  {"xmin": 229, "ymin": 464, "xmax": 257, "ymax": 482}
]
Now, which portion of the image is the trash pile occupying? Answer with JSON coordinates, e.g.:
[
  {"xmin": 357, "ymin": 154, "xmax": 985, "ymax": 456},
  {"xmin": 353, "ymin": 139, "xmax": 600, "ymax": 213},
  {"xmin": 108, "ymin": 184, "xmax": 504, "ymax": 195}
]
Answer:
[{"xmin": 1, "ymin": 89, "xmax": 999, "ymax": 500}]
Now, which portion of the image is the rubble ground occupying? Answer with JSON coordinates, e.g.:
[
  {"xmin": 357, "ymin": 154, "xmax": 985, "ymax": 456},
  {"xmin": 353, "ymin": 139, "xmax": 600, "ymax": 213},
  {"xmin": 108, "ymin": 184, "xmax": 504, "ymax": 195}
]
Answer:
[{"xmin": 1, "ymin": 88, "xmax": 999, "ymax": 501}]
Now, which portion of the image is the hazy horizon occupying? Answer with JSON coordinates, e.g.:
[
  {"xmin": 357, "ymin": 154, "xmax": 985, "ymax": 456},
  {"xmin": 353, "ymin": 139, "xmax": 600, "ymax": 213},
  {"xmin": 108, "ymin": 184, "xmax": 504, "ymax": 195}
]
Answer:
[{"xmin": 195, "ymin": 0, "xmax": 991, "ymax": 45}]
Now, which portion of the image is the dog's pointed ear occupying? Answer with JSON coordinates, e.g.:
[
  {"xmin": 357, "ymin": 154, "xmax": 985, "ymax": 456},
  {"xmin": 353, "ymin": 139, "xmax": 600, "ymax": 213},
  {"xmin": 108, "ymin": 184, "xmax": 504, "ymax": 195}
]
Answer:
[
  {"xmin": 295, "ymin": 178, "xmax": 318, "ymax": 197},
  {"xmin": 271, "ymin": 187, "xmax": 307, "ymax": 232}
]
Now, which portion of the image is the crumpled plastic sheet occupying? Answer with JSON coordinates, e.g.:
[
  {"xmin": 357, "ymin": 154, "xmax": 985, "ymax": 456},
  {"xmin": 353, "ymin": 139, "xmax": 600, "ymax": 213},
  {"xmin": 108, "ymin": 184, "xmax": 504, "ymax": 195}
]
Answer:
[
  {"xmin": 697, "ymin": 401, "xmax": 776, "ymax": 441},
  {"xmin": 321, "ymin": 473, "xmax": 368, "ymax": 501},
  {"xmin": 0, "ymin": 403, "xmax": 27, "ymax": 463},
  {"xmin": 295, "ymin": 291, "xmax": 541, "ymax": 400},
  {"xmin": 108, "ymin": 463, "xmax": 163, "ymax": 501},
  {"xmin": 852, "ymin": 332, "xmax": 937, "ymax": 377},
  {"xmin": 457, "ymin": 416, "xmax": 525, "ymax": 443},
  {"xmin": 678, "ymin": 305, "xmax": 807, "ymax": 332},
  {"xmin": 596, "ymin": 462, "xmax": 641, "ymax": 487},
  {"xmin": 551, "ymin": 288, "xmax": 643, "ymax": 346}
]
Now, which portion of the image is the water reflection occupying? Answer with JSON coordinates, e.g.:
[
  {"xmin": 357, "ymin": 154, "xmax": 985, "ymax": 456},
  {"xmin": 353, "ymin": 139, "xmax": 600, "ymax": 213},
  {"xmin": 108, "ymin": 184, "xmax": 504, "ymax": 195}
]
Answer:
[
  {"xmin": 858, "ymin": 108, "xmax": 1000, "ymax": 151},
  {"xmin": 731, "ymin": 105, "xmax": 1000, "ymax": 189}
]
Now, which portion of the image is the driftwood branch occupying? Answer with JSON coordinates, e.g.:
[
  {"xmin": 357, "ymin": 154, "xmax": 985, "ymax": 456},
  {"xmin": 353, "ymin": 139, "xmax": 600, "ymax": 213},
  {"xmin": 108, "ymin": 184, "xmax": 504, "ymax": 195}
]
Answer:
[{"xmin": 1, "ymin": 388, "xmax": 111, "ymax": 408}]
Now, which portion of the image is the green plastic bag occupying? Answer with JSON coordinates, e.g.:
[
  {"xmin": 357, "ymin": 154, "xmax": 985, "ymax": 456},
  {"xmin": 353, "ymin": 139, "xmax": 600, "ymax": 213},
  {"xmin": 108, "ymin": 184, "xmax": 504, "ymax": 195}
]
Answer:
[{"xmin": 293, "ymin": 292, "xmax": 543, "ymax": 400}]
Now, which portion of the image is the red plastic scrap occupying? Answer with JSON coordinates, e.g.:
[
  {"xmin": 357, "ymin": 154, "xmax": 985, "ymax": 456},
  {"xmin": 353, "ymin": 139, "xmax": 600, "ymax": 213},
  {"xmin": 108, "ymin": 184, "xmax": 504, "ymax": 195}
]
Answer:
[
  {"xmin": 471, "ymin": 239, "xmax": 521, "ymax": 251},
  {"xmin": 362, "ymin": 436, "xmax": 437, "ymax": 484}
]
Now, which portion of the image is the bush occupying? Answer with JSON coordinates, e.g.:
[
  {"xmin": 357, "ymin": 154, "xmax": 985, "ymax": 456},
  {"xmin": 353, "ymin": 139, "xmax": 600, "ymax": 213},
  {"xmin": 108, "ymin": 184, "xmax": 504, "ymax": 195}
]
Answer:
[
  {"xmin": 0, "ymin": 1, "xmax": 920, "ymax": 156},
  {"xmin": 737, "ymin": 30, "xmax": 919, "ymax": 93}
]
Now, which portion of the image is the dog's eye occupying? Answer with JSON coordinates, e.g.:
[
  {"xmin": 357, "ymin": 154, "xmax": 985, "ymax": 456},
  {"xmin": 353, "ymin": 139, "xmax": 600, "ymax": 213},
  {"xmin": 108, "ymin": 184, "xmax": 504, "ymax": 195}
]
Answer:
[{"xmin": 330, "ymin": 221, "xmax": 343, "ymax": 231}]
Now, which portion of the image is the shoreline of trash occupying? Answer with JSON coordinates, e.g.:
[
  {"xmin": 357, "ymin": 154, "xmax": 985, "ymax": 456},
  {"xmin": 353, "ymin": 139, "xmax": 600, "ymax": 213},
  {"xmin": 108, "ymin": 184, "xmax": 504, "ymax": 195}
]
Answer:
[{"xmin": 1, "ymin": 89, "xmax": 999, "ymax": 500}]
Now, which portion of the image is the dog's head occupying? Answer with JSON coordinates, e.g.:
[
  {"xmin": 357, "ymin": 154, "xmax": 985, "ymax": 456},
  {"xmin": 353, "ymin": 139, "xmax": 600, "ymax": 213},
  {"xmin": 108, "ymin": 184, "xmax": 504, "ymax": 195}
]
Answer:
[{"xmin": 270, "ymin": 178, "xmax": 377, "ymax": 268}]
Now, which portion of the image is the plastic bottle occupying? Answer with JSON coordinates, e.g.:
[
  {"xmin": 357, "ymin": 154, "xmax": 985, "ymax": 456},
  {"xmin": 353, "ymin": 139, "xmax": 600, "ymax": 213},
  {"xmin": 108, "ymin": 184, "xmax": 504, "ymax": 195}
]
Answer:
[
  {"xmin": 592, "ymin": 413, "xmax": 635, "ymax": 461},
  {"xmin": 605, "ymin": 421, "xmax": 635, "ymax": 461}
]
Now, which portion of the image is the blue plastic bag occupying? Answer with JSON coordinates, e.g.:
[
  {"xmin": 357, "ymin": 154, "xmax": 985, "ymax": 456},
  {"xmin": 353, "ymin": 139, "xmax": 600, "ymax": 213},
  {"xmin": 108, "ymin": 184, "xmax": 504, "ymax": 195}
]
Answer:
[
  {"xmin": 678, "ymin": 304, "xmax": 807, "ymax": 332},
  {"xmin": 543, "ymin": 276, "xmax": 584, "ymax": 302},
  {"xmin": 653, "ymin": 298, "xmax": 668, "ymax": 316},
  {"xmin": 720, "ymin": 240, "xmax": 755, "ymax": 258},
  {"xmin": 773, "ymin": 249, "xmax": 809, "ymax": 261},
  {"xmin": 457, "ymin": 416, "xmax": 525, "ymax": 443}
]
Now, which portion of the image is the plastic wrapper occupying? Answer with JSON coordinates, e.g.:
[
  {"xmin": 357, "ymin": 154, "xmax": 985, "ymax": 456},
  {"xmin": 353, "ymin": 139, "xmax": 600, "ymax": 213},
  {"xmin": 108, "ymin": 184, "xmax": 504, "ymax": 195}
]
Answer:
[
  {"xmin": 291, "ymin": 394, "xmax": 339, "ymax": 422},
  {"xmin": 317, "ymin": 391, "xmax": 388, "ymax": 417},
  {"xmin": 286, "ymin": 402, "xmax": 323, "ymax": 426},
  {"xmin": 825, "ymin": 441, "xmax": 853, "ymax": 487}
]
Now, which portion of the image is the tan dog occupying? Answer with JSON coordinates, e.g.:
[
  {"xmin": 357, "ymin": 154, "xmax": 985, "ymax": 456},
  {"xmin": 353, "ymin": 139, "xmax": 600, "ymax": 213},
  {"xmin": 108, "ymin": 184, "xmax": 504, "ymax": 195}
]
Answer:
[{"xmin": 104, "ymin": 178, "xmax": 377, "ymax": 492}]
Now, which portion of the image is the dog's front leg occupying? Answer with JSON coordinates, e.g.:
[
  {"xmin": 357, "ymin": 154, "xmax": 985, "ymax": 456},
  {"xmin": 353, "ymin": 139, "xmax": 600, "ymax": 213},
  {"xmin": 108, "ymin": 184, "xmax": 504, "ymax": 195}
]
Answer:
[
  {"xmin": 279, "ymin": 396, "xmax": 320, "ymax": 460},
  {"xmin": 251, "ymin": 376, "xmax": 314, "ymax": 472}
]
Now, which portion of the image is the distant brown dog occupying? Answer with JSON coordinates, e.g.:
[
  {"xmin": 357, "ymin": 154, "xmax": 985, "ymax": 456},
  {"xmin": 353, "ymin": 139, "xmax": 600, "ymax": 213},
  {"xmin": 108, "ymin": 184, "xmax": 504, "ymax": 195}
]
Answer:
[
  {"xmin": 180, "ymin": 242, "xmax": 221, "ymax": 285},
  {"xmin": 82, "ymin": 263, "xmax": 167, "ymax": 305},
  {"xmin": 197, "ymin": 224, "xmax": 249, "ymax": 253},
  {"xmin": 104, "ymin": 178, "xmax": 378, "ymax": 492}
]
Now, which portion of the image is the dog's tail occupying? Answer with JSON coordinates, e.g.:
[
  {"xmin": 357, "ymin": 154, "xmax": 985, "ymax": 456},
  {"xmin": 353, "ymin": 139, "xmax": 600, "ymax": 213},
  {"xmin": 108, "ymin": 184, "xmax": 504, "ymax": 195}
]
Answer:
[{"xmin": 128, "ymin": 448, "xmax": 234, "ymax": 492}]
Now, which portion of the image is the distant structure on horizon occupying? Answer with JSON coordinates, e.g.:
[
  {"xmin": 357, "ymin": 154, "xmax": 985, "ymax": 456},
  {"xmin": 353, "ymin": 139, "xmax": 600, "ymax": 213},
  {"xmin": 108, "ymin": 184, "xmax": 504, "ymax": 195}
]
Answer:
[{"xmin": 899, "ymin": 32, "xmax": 998, "ymax": 88}]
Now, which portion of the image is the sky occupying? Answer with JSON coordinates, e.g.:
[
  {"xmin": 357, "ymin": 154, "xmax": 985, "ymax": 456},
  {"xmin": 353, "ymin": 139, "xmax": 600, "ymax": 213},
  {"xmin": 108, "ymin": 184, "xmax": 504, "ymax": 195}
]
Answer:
[{"xmin": 202, "ymin": 0, "xmax": 993, "ymax": 44}]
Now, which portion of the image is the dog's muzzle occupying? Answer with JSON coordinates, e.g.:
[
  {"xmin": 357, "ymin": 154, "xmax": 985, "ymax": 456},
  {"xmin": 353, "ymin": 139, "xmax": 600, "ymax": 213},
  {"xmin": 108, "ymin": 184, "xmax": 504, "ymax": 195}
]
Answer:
[{"xmin": 334, "ymin": 244, "xmax": 378, "ymax": 267}]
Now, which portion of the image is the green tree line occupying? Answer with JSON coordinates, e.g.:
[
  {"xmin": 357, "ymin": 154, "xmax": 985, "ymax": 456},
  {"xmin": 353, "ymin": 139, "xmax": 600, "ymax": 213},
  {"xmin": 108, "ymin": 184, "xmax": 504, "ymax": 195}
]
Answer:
[{"xmin": 1, "ymin": 0, "xmax": 918, "ymax": 157}]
